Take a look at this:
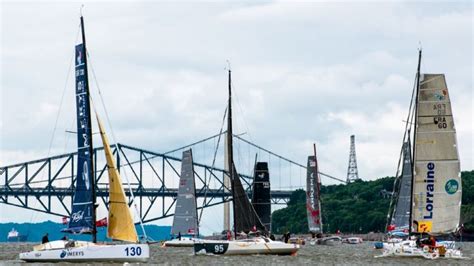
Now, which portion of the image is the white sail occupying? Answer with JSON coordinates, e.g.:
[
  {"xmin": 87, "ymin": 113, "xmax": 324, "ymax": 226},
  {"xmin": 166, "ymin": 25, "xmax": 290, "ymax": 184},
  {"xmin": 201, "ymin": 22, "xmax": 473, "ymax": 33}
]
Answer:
[{"xmin": 412, "ymin": 74, "xmax": 461, "ymax": 235}]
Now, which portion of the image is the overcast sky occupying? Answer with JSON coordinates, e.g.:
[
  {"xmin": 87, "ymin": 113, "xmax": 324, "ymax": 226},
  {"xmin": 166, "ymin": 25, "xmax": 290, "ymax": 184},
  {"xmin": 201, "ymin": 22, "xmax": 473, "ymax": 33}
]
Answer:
[{"xmin": 1, "ymin": 1, "xmax": 472, "ymax": 229}]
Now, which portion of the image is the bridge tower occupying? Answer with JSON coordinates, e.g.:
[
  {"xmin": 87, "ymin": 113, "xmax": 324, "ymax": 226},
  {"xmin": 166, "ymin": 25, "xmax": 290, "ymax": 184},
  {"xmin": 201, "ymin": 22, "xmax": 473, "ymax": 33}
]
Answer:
[{"xmin": 346, "ymin": 135, "xmax": 360, "ymax": 183}]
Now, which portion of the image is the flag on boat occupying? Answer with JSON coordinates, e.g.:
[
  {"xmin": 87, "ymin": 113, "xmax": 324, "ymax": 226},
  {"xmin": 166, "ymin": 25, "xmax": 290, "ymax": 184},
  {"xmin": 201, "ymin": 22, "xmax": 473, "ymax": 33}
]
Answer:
[{"xmin": 96, "ymin": 217, "xmax": 108, "ymax": 227}]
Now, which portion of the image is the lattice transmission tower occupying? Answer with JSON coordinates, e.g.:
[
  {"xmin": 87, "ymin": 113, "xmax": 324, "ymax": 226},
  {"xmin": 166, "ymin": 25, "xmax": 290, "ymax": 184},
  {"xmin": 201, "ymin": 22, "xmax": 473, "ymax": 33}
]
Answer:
[{"xmin": 346, "ymin": 135, "xmax": 360, "ymax": 183}]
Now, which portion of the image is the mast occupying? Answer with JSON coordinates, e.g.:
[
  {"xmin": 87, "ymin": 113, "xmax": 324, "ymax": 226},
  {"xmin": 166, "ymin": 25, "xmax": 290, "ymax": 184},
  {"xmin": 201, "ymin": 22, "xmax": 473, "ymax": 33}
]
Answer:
[
  {"xmin": 227, "ymin": 69, "xmax": 237, "ymax": 238},
  {"xmin": 80, "ymin": 16, "xmax": 97, "ymax": 243},
  {"xmin": 408, "ymin": 49, "xmax": 422, "ymax": 235}
]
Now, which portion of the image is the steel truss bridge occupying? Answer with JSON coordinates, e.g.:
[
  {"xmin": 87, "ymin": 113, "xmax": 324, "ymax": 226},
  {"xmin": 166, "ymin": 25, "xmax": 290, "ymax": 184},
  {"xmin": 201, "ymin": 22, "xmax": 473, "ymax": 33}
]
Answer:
[{"xmin": 0, "ymin": 135, "xmax": 345, "ymax": 224}]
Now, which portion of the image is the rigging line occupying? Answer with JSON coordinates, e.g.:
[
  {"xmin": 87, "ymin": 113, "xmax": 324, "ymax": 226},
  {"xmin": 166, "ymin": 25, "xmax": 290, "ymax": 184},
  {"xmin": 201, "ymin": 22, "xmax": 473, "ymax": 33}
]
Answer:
[
  {"xmin": 87, "ymin": 54, "xmax": 148, "ymax": 240},
  {"xmin": 386, "ymin": 70, "xmax": 418, "ymax": 229},
  {"xmin": 44, "ymin": 23, "xmax": 81, "ymax": 176},
  {"xmin": 29, "ymin": 23, "xmax": 81, "ymax": 225},
  {"xmin": 164, "ymin": 131, "xmax": 226, "ymax": 155},
  {"xmin": 233, "ymin": 134, "xmax": 345, "ymax": 183},
  {"xmin": 198, "ymin": 106, "xmax": 228, "ymax": 224},
  {"xmin": 230, "ymin": 76, "xmax": 254, "ymax": 144}
]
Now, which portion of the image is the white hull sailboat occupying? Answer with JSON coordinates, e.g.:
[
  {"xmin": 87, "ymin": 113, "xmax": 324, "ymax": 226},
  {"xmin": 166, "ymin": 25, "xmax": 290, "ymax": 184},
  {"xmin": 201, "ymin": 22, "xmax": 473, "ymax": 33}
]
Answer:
[
  {"xmin": 377, "ymin": 240, "xmax": 464, "ymax": 260},
  {"xmin": 163, "ymin": 149, "xmax": 201, "ymax": 248},
  {"xmin": 20, "ymin": 15, "xmax": 149, "ymax": 263},
  {"xmin": 194, "ymin": 237, "xmax": 299, "ymax": 256},
  {"xmin": 193, "ymin": 70, "xmax": 299, "ymax": 256},
  {"xmin": 306, "ymin": 144, "xmax": 342, "ymax": 246},
  {"xmin": 378, "ymin": 50, "xmax": 465, "ymax": 260},
  {"xmin": 164, "ymin": 237, "xmax": 199, "ymax": 247},
  {"xmin": 19, "ymin": 240, "xmax": 149, "ymax": 262}
]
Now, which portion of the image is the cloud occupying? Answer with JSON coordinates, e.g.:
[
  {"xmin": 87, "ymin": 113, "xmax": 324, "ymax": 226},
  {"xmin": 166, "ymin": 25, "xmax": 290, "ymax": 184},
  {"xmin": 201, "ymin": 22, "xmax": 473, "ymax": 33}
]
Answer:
[{"xmin": 1, "ymin": 1, "xmax": 472, "ymax": 231}]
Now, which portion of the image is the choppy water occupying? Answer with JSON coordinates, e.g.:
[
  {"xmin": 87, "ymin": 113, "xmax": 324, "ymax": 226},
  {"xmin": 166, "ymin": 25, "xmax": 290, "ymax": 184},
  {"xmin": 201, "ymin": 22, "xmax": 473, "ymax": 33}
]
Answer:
[{"xmin": 0, "ymin": 242, "xmax": 472, "ymax": 265}]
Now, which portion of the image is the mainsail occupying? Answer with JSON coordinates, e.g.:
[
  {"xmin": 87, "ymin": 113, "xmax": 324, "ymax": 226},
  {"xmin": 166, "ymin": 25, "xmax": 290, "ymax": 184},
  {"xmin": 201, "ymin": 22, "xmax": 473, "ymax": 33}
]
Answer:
[
  {"xmin": 226, "ymin": 70, "xmax": 266, "ymax": 234},
  {"xmin": 411, "ymin": 74, "xmax": 461, "ymax": 234},
  {"xmin": 96, "ymin": 114, "xmax": 138, "ymax": 242},
  {"xmin": 171, "ymin": 149, "xmax": 199, "ymax": 236},
  {"xmin": 64, "ymin": 40, "xmax": 95, "ymax": 234},
  {"xmin": 251, "ymin": 162, "xmax": 271, "ymax": 231},
  {"xmin": 391, "ymin": 142, "xmax": 412, "ymax": 230},
  {"xmin": 306, "ymin": 155, "xmax": 322, "ymax": 233}
]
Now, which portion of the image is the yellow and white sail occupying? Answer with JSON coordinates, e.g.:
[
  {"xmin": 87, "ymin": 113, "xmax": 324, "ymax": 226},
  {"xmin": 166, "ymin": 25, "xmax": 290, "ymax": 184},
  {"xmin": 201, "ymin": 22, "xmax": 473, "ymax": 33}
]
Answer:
[
  {"xmin": 96, "ymin": 113, "xmax": 138, "ymax": 242},
  {"xmin": 412, "ymin": 74, "xmax": 461, "ymax": 234}
]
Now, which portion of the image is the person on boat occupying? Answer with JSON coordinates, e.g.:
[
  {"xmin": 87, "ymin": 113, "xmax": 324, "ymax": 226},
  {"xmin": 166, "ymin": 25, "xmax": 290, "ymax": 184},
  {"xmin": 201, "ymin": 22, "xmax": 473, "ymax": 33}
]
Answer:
[
  {"xmin": 270, "ymin": 234, "xmax": 275, "ymax": 241},
  {"xmin": 284, "ymin": 232, "xmax": 290, "ymax": 243},
  {"xmin": 41, "ymin": 233, "xmax": 49, "ymax": 244},
  {"xmin": 416, "ymin": 235, "xmax": 422, "ymax": 248},
  {"xmin": 177, "ymin": 232, "xmax": 181, "ymax": 241},
  {"xmin": 226, "ymin": 230, "xmax": 232, "ymax": 240},
  {"xmin": 428, "ymin": 236, "xmax": 436, "ymax": 247},
  {"xmin": 61, "ymin": 235, "xmax": 68, "ymax": 241}
]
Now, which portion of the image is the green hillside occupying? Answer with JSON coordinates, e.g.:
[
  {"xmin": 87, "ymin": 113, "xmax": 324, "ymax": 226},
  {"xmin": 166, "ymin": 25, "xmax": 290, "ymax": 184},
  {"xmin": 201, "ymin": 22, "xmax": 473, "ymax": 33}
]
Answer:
[{"xmin": 272, "ymin": 170, "xmax": 474, "ymax": 234}]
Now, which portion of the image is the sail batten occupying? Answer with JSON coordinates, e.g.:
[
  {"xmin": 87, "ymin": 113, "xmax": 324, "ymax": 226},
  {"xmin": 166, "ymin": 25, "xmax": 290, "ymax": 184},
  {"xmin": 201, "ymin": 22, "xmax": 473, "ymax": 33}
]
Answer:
[
  {"xmin": 411, "ymin": 74, "xmax": 461, "ymax": 235},
  {"xmin": 96, "ymin": 114, "xmax": 138, "ymax": 243}
]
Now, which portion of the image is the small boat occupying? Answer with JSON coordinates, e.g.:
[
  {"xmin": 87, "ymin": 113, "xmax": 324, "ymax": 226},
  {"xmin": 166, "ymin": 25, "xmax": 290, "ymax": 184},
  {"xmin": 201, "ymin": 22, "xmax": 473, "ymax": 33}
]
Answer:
[
  {"xmin": 288, "ymin": 237, "xmax": 305, "ymax": 245},
  {"xmin": 343, "ymin": 237, "xmax": 363, "ymax": 244},
  {"xmin": 193, "ymin": 70, "xmax": 299, "ymax": 256},
  {"xmin": 19, "ymin": 15, "xmax": 149, "ymax": 262},
  {"xmin": 377, "ymin": 50, "xmax": 466, "ymax": 260},
  {"xmin": 163, "ymin": 149, "xmax": 200, "ymax": 247},
  {"xmin": 314, "ymin": 236, "xmax": 342, "ymax": 246},
  {"xmin": 7, "ymin": 228, "xmax": 28, "ymax": 242}
]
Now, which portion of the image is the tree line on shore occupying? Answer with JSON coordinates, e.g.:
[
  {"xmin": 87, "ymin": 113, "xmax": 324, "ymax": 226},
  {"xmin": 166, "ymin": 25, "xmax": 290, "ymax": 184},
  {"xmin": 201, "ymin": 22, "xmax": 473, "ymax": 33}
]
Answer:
[{"xmin": 272, "ymin": 170, "xmax": 474, "ymax": 234}]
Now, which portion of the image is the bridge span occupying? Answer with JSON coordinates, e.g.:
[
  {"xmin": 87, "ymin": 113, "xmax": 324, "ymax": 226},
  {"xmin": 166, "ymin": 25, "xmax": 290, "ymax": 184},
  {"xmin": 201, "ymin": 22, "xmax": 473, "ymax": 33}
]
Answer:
[{"xmin": 0, "ymin": 143, "xmax": 295, "ymax": 223}]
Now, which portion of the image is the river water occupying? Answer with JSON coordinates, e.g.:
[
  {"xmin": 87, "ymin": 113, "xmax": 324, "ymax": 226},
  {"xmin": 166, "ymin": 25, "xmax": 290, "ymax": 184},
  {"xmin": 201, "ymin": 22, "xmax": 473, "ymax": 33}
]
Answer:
[{"xmin": 0, "ymin": 242, "xmax": 472, "ymax": 265}]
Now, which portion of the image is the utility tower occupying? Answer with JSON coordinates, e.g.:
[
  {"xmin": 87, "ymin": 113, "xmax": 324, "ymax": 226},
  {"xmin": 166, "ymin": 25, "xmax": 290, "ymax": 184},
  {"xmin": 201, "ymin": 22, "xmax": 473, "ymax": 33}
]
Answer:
[{"xmin": 346, "ymin": 135, "xmax": 360, "ymax": 183}]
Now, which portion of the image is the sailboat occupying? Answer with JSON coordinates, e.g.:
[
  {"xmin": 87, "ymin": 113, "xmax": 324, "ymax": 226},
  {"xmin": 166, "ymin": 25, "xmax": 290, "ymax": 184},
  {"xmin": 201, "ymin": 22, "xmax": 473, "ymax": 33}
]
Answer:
[
  {"xmin": 193, "ymin": 70, "xmax": 300, "ymax": 255},
  {"xmin": 163, "ymin": 149, "xmax": 200, "ymax": 247},
  {"xmin": 19, "ymin": 16, "xmax": 149, "ymax": 262},
  {"xmin": 377, "ymin": 50, "xmax": 465, "ymax": 259},
  {"xmin": 307, "ymin": 144, "xmax": 341, "ymax": 246}
]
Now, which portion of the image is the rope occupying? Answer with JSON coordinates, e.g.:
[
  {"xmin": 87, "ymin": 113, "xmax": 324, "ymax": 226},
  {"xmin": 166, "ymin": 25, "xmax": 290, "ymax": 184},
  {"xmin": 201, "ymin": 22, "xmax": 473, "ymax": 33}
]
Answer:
[
  {"xmin": 87, "ymin": 51, "xmax": 148, "ymax": 240},
  {"xmin": 198, "ymin": 106, "xmax": 228, "ymax": 224},
  {"xmin": 386, "ymin": 69, "xmax": 418, "ymax": 230},
  {"xmin": 29, "ymin": 22, "xmax": 81, "ymax": 225}
]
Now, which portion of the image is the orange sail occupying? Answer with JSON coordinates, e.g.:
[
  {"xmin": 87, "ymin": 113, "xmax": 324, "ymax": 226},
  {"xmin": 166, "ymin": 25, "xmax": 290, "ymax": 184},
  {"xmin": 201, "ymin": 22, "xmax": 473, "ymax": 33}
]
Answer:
[{"xmin": 96, "ymin": 114, "xmax": 138, "ymax": 242}]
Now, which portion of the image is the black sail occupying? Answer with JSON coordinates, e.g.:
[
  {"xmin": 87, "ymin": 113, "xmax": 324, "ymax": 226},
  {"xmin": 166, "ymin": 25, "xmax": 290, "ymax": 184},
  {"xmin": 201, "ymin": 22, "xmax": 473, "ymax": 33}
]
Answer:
[
  {"xmin": 226, "ymin": 69, "xmax": 266, "ymax": 234},
  {"xmin": 232, "ymin": 164, "xmax": 267, "ymax": 233},
  {"xmin": 251, "ymin": 162, "xmax": 271, "ymax": 231}
]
